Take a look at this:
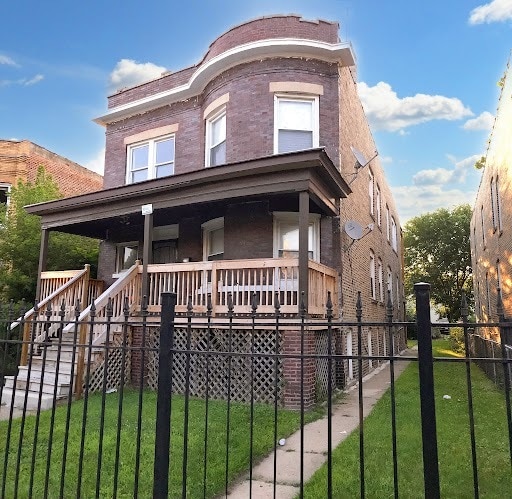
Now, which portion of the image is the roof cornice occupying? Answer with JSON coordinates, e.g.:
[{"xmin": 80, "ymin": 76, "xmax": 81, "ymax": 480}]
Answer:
[{"xmin": 94, "ymin": 38, "xmax": 355, "ymax": 126}]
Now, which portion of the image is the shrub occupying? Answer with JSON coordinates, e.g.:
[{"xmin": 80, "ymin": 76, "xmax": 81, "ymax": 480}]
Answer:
[{"xmin": 449, "ymin": 327, "xmax": 465, "ymax": 355}]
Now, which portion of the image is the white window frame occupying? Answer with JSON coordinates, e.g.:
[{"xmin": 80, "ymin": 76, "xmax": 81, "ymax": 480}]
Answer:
[
  {"xmin": 387, "ymin": 266, "xmax": 393, "ymax": 303},
  {"xmin": 202, "ymin": 217, "xmax": 224, "ymax": 261},
  {"xmin": 391, "ymin": 217, "xmax": 397, "ymax": 252},
  {"xmin": 376, "ymin": 185, "xmax": 382, "ymax": 226},
  {"xmin": 377, "ymin": 258, "xmax": 383, "ymax": 302},
  {"xmin": 386, "ymin": 205, "xmax": 390, "ymax": 241},
  {"xmin": 272, "ymin": 212, "xmax": 320, "ymax": 262},
  {"xmin": 205, "ymin": 107, "xmax": 226, "ymax": 168},
  {"xmin": 369, "ymin": 170, "xmax": 374, "ymax": 216},
  {"xmin": 115, "ymin": 242, "xmax": 139, "ymax": 275},
  {"xmin": 0, "ymin": 183, "xmax": 11, "ymax": 207},
  {"xmin": 370, "ymin": 250, "xmax": 376, "ymax": 300},
  {"xmin": 273, "ymin": 94, "xmax": 319, "ymax": 154},
  {"xmin": 126, "ymin": 134, "xmax": 175, "ymax": 184}
]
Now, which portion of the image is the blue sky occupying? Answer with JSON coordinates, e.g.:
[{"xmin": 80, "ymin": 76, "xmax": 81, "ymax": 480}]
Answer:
[{"xmin": 1, "ymin": 0, "xmax": 511, "ymax": 222}]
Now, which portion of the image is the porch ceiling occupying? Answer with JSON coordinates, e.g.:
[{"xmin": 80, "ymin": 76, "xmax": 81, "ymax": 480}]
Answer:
[{"xmin": 26, "ymin": 148, "xmax": 351, "ymax": 239}]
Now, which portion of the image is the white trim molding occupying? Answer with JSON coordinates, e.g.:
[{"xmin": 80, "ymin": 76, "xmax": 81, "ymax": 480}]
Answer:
[{"xmin": 95, "ymin": 38, "xmax": 354, "ymax": 125}]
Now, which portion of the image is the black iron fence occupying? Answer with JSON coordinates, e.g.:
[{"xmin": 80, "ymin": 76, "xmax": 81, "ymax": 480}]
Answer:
[{"xmin": 0, "ymin": 284, "xmax": 511, "ymax": 498}]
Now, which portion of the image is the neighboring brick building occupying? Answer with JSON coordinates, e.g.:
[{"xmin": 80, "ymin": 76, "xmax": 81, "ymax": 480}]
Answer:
[
  {"xmin": 471, "ymin": 59, "xmax": 512, "ymax": 329},
  {"xmin": 0, "ymin": 139, "xmax": 103, "ymax": 203},
  {"xmin": 25, "ymin": 15, "xmax": 404, "ymax": 404}
]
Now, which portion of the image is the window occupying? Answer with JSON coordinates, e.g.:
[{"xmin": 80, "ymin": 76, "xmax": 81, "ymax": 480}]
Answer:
[
  {"xmin": 387, "ymin": 266, "xmax": 393, "ymax": 303},
  {"xmin": 205, "ymin": 109, "xmax": 226, "ymax": 167},
  {"xmin": 0, "ymin": 183, "xmax": 10, "ymax": 206},
  {"xmin": 496, "ymin": 176, "xmax": 503, "ymax": 232},
  {"xmin": 127, "ymin": 135, "xmax": 175, "ymax": 183},
  {"xmin": 202, "ymin": 217, "xmax": 224, "ymax": 261},
  {"xmin": 386, "ymin": 205, "xmax": 390, "ymax": 240},
  {"xmin": 376, "ymin": 185, "xmax": 381, "ymax": 226},
  {"xmin": 116, "ymin": 242, "xmax": 139, "ymax": 273},
  {"xmin": 370, "ymin": 251, "xmax": 376, "ymax": 300},
  {"xmin": 490, "ymin": 178, "xmax": 497, "ymax": 230},
  {"xmin": 396, "ymin": 275, "xmax": 400, "ymax": 310},
  {"xmin": 274, "ymin": 95, "xmax": 318, "ymax": 154},
  {"xmin": 368, "ymin": 170, "xmax": 374, "ymax": 216},
  {"xmin": 481, "ymin": 206, "xmax": 486, "ymax": 247},
  {"xmin": 273, "ymin": 212, "xmax": 320, "ymax": 261},
  {"xmin": 378, "ymin": 258, "xmax": 383, "ymax": 302},
  {"xmin": 391, "ymin": 217, "xmax": 397, "ymax": 252}
]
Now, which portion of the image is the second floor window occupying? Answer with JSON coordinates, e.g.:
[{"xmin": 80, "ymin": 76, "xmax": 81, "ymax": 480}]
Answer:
[
  {"xmin": 205, "ymin": 109, "xmax": 226, "ymax": 167},
  {"xmin": 274, "ymin": 95, "xmax": 318, "ymax": 154},
  {"xmin": 127, "ymin": 135, "xmax": 175, "ymax": 183}
]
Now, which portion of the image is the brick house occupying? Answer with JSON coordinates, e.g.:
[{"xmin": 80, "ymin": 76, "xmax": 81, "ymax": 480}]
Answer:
[
  {"xmin": 470, "ymin": 59, "xmax": 512, "ymax": 330},
  {"xmin": 6, "ymin": 15, "xmax": 404, "ymax": 409},
  {"xmin": 0, "ymin": 139, "xmax": 103, "ymax": 204}
]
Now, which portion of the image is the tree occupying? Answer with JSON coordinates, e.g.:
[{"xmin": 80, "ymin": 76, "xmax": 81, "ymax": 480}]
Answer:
[
  {"xmin": 403, "ymin": 204, "xmax": 472, "ymax": 322},
  {"xmin": 0, "ymin": 168, "xmax": 99, "ymax": 302}
]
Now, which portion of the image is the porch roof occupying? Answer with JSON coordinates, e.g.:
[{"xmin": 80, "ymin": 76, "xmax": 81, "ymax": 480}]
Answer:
[{"xmin": 26, "ymin": 148, "xmax": 351, "ymax": 239}]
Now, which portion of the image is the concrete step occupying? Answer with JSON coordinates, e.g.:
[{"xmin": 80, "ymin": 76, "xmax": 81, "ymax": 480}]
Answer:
[
  {"xmin": 5, "ymin": 369, "xmax": 72, "ymax": 387},
  {"xmin": 1, "ymin": 386, "xmax": 59, "ymax": 411},
  {"xmin": 3, "ymin": 377, "xmax": 71, "ymax": 397}
]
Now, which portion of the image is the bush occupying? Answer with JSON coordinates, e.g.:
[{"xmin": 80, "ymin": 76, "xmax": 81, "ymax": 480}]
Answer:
[{"xmin": 449, "ymin": 327, "xmax": 465, "ymax": 355}]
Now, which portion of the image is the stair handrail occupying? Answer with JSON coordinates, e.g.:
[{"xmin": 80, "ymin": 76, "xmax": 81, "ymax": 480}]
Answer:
[
  {"xmin": 68, "ymin": 261, "xmax": 141, "ymax": 398},
  {"xmin": 16, "ymin": 265, "xmax": 92, "ymax": 366}
]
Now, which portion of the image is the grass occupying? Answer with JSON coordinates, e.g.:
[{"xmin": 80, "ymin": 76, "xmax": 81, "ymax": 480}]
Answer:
[
  {"xmin": 0, "ymin": 391, "xmax": 323, "ymax": 498},
  {"xmin": 303, "ymin": 339, "xmax": 512, "ymax": 498}
]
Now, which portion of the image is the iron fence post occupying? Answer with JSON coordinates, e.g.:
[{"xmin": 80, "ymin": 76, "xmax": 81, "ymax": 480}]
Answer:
[
  {"xmin": 414, "ymin": 282, "xmax": 440, "ymax": 499},
  {"xmin": 153, "ymin": 292, "xmax": 177, "ymax": 499}
]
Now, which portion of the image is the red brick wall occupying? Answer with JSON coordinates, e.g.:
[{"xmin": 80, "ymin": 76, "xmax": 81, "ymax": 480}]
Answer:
[
  {"xmin": 0, "ymin": 140, "xmax": 102, "ymax": 197},
  {"xmin": 103, "ymin": 58, "xmax": 339, "ymax": 189}
]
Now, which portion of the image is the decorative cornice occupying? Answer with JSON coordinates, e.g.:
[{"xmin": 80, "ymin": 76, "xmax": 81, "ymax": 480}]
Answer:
[{"xmin": 94, "ymin": 38, "xmax": 354, "ymax": 126}]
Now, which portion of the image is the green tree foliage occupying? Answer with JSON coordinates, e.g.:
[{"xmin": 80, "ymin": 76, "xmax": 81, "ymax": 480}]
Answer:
[
  {"xmin": 403, "ymin": 204, "xmax": 472, "ymax": 322},
  {"xmin": 0, "ymin": 168, "xmax": 99, "ymax": 302}
]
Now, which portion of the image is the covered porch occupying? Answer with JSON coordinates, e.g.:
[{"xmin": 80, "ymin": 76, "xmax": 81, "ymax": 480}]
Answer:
[{"xmin": 26, "ymin": 149, "xmax": 351, "ymax": 316}]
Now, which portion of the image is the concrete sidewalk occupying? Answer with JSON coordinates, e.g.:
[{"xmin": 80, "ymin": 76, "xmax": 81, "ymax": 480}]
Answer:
[{"xmin": 227, "ymin": 347, "xmax": 417, "ymax": 498}]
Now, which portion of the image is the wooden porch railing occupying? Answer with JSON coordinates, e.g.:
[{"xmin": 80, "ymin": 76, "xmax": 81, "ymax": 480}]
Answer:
[
  {"xmin": 143, "ymin": 258, "xmax": 338, "ymax": 316},
  {"xmin": 16, "ymin": 265, "xmax": 104, "ymax": 365}
]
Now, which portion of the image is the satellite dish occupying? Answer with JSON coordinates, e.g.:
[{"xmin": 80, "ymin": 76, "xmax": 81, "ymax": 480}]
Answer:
[
  {"xmin": 344, "ymin": 220, "xmax": 364, "ymax": 240},
  {"xmin": 350, "ymin": 146, "xmax": 370, "ymax": 169}
]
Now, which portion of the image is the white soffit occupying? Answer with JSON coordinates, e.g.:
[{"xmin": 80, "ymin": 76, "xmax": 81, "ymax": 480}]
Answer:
[{"xmin": 95, "ymin": 38, "xmax": 355, "ymax": 126}]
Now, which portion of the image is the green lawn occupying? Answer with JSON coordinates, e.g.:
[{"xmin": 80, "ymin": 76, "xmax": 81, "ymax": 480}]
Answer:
[
  {"xmin": 303, "ymin": 339, "xmax": 512, "ymax": 498},
  {"xmin": 0, "ymin": 391, "xmax": 322, "ymax": 498}
]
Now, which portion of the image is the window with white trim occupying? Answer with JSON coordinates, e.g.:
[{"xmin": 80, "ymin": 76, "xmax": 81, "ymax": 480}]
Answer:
[
  {"xmin": 273, "ymin": 212, "xmax": 320, "ymax": 261},
  {"xmin": 370, "ymin": 251, "xmax": 376, "ymax": 300},
  {"xmin": 369, "ymin": 170, "xmax": 374, "ymax": 216},
  {"xmin": 378, "ymin": 258, "xmax": 383, "ymax": 302},
  {"xmin": 0, "ymin": 183, "xmax": 11, "ymax": 206},
  {"xmin": 274, "ymin": 95, "xmax": 319, "ymax": 154},
  {"xmin": 116, "ymin": 242, "xmax": 139, "ymax": 273},
  {"xmin": 376, "ymin": 185, "xmax": 382, "ymax": 226},
  {"xmin": 126, "ymin": 135, "xmax": 175, "ymax": 184},
  {"xmin": 205, "ymin": 108, "xmax": 226, "ymax": 167},
  {"xmin": 202, "ymin": 217, "xmax": 224, "ymax": 261},
  {"xmin": 391, "ymin": 216, "xmax": 397, "ymax": 252},
  {"xmin": 386, "ymin": 205, "xmax": 390, "ymax": 241},
  {"xmin": 387, "ymin": 266, "xmax": 393, "ymax": 303}
]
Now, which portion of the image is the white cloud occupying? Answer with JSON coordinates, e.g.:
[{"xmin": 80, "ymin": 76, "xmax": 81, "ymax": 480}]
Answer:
[
  {"xmin": 469, "ymin": 0, "xmax": 512, "ymax": 24},
  {"xmin": 393, "ymin": 185, "xmax": 477, "ymax": 223},
  {"xmin": 23, "ymin": 74, "xmax": 44, "ymax": 86},
  {"xmin": 380, "ymin": 156, "xmax": 393, "ymax": 163},
  {"xmin": 0, "ymin": 55, "xmax": 18, "ymax": 66},
  {"xmin": 83, "ymin": 148, "xmax": 105, "ymax": 175},
  {"xmin": 412, "ymin": 154, "xmax": 481, "ymax": 186},
  {"xmin": 357, "ymin": 81, "xmax": 473, "ymax": 132},
  {"xmin": 0, "ymin": 74, "xmax": 44, "ymax": 87},
  {"xmin": 463, "ymin": 111, "xmax": 495, "ymax": 130},
  {"xmin": 109, "ymin": 59, "xmax": 167, "ymax": 91}
]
